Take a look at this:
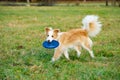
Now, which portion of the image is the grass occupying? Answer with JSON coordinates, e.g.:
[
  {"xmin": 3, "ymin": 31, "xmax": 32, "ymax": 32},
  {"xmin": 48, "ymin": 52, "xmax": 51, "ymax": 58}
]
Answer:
[{"xmin": 0, "ymin": 4, "xmax": 120, "ymax": 80}]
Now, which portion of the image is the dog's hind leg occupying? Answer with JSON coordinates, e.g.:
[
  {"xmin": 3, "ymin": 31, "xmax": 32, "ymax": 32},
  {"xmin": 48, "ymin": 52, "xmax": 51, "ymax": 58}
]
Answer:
[
  {"xmin": 74, "ymin": 46, "xmax": 81, "ymax": 57},
  {"xmin": 82, "ymin": 43, "xmax": 94, "ymax": 58},
  {"xmin": 64, "ymin": 50, "xmax": 70, "ymax": 60},
  {"xmin": 81, "ymin": 38, "xmax": 94, "ymax": 58}
]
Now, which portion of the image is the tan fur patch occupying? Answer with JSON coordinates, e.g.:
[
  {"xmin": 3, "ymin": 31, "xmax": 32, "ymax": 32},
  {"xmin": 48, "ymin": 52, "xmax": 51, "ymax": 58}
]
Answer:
[
  {"xmin": 45, "ymin": 27, "xmax": 50, "ymax": 35},
  {"xmin": 53, "ymin": 29, "xmax": 60, "ymax": 39},
  {"xmin": 58, "ymin": 29, "xmax": 88, "ymax": 45},
  {"xmin": 89, "ymin": 22, "xmax": 95, "ymax": 31}
]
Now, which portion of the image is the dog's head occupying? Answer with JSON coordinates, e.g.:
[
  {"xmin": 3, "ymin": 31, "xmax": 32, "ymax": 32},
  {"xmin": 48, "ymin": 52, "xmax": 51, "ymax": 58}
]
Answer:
[{"xmin": 45, "ymin": 27, "xmax": 60, "ymax": 42}]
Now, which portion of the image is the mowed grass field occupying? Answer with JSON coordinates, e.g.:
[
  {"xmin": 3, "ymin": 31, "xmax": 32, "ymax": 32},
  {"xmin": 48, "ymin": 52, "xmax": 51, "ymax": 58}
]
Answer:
[{"xmin": 0, "ymin": 4, "xmax": 120, "ymax": 80}]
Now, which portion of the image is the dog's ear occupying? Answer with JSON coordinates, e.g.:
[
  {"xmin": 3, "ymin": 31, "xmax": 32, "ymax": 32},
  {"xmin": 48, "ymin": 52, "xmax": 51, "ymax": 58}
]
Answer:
[
  {"xmin": 45, "ymin": 27, "xmax": 49, "ymax": 32},
  {"xmin": 45, "ymin": 27, "xmax": 50, "ymax": 34},
  {"xmin": 54, "ymin": 29, "xmax": 60, "ymax": 33}
]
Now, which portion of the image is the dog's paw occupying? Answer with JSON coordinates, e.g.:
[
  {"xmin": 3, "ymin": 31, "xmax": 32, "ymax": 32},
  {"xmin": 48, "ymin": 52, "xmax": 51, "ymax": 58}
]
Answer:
[{"xmin": 51, "ymin": 58, "xmax": 55, "ymax": 62}]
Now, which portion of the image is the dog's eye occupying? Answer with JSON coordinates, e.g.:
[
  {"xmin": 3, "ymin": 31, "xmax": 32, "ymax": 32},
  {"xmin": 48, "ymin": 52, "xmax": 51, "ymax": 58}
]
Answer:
[
  {"xmin": 47, "ymin": 35, "xmax": 49, "ymax": 37},
  {"xmin": 52, "ymin": 35, "xmax": 54, "ymax": 37}
]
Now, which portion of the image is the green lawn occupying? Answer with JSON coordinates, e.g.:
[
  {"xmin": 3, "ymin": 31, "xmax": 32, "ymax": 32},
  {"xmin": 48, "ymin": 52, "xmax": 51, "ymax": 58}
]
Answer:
[{"xmin": 0, "ymin": 5, "xmax": 120, "ymax": 80}]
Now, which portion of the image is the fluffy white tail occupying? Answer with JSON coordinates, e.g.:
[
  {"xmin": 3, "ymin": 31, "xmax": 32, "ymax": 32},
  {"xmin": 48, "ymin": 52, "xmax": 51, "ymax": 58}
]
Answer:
[{"xmin": 82, "ymin": 15, "xmax": 102, "ymax": 37}]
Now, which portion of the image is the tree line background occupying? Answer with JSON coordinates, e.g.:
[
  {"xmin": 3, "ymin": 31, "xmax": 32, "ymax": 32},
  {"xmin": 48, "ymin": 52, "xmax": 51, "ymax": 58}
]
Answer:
[
  {"xmin": 0, "ymin": 0, "xmax": 119, "ymax": 6},
  {"xmin": 0, "ymin": 0, "xmax": 105, "ymax": 2}
]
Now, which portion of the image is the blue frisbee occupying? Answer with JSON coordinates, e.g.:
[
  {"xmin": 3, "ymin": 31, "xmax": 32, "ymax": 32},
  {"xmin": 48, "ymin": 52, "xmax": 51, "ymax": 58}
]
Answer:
[{"xmin": 42, "ymin": 40, "xmax": 59, "ymax": 49}]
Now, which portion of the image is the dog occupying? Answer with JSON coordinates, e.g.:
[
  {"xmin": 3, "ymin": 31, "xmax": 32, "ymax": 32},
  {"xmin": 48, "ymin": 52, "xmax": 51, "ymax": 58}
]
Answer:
[{"xmin": 45, "ymin": 15, "xmax": 102, "ymax": 62}]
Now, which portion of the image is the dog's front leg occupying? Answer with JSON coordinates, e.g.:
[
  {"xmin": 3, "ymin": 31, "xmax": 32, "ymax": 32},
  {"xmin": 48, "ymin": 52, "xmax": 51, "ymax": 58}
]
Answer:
[{"xmin": 51, "ymin": 47, "xmax": 62, "ymax": 62}]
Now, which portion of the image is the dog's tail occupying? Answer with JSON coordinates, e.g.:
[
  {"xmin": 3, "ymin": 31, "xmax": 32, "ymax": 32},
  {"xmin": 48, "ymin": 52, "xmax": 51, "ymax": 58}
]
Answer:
[{"xmin": 82, "ymin": 15, "xmax": 102, "ymax": 37}]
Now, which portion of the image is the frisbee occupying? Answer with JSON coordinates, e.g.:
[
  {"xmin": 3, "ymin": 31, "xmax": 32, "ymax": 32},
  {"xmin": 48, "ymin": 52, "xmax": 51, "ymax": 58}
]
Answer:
[{"xmin": 42, "ymin": 40, "xmax": 59, "ymax": 49}]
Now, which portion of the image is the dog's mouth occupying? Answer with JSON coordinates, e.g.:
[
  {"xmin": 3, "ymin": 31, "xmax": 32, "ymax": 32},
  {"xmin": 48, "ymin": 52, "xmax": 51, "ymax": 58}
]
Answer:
[
  {"xmin": 47, "ymin": 39, "xmax": 53, "ymax": 43},
  {"xmin": 47, "ymin": 40, "xmax": 51, "ymax": 43}
]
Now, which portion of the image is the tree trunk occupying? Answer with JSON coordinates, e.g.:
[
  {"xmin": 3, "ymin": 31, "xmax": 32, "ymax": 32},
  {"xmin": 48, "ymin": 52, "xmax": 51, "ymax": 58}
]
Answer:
[
  {"xmin": 26, "ymin": 0, "xmax": 30, "ymax": 6},
  {"xmin": 106, "ymin": 0, "xmax": 108, "ymax": 6},
  {"xmin": 112, "ymin": 0, "xmax": 116, "ymax": 6},
  {"xmin": 83, "ymin": 0, "xmax": 86, "ymax": 2},
  {"xmin": 118, "ymin": 0, "xmax": 120, "ymax": 7}
]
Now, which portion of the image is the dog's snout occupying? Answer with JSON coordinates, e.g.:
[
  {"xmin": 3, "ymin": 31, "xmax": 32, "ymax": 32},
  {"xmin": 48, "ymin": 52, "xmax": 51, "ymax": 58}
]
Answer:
[{"xmin": 48, "ymin": 40, "xmax": 50, "ymax": 42}]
